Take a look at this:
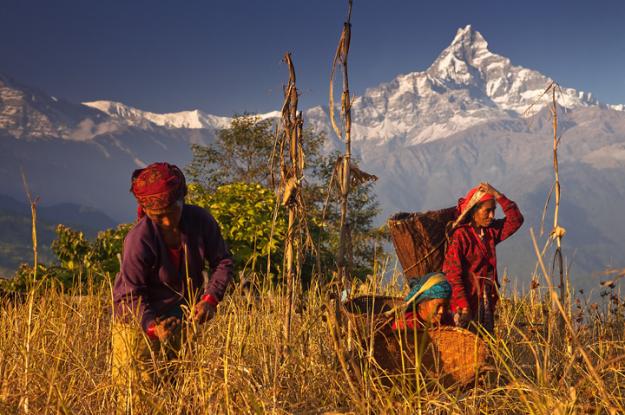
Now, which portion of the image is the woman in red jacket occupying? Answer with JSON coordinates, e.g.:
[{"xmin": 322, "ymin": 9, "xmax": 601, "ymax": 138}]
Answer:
[{"xmin": 442, "ymin": 182, "xmax": 524, "ymax": 333}]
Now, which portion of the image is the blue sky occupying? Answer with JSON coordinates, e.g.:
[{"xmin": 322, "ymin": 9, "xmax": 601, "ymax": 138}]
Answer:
[{"xmin": 1, "ymin": 0, "xmax": 624, "ymax": 115}]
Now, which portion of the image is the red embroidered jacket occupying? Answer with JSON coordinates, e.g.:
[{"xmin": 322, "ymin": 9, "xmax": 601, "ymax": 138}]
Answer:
[{"xmin": 442, "ymin": 195, "xmax": 524, "ymax": 314}]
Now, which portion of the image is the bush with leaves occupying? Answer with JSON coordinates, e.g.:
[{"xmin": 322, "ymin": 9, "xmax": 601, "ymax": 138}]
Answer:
[
  {"xmin": 187, "ymin": 182, "xmax": 286, "ymax": 277},
  {"xmin": 51, "ymin": 225, "xmax": 92, "ymax": 272},
  {"xmin": 90, "ymin": 224, "xmax": 132, "ymax": 274},
  {"xmin": 52, "ymin": 223, "xmax": 132, "ymax": 276},
  {"xmin": 1, "ymin": 223, "xmax": 132, "ymax": 294}
]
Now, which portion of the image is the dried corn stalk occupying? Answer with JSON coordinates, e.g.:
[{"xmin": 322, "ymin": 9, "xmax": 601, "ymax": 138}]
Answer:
[
  {"xmin": 279, "ymin": 52, "xmax": 313, "ymax": 345},
  {"xmin": 329, "ymin": 0, "xmax": 354, "ymax": 285}
]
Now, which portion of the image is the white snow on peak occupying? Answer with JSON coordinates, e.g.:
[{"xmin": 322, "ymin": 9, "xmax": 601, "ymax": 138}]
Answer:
[
  {"xmin": 258, "ymin": 110, "xmax": 282, "ymax": 120},
  {"xmin": 80, "ymin": 25, "xmax": 623, "ymax": 148},
  {"xmin": 83, "ymin": 100, "xmax": 232, "ymax": 130},
  {"xmin": 84, "ymin": 100, "xmax": 282, "ymax": 131},
  {"xmin": 321, "ymin": 24, "xmax": 619, "ymax": 148}
]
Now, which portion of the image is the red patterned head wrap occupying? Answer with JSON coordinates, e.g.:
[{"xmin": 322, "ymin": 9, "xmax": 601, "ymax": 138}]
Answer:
[
  {"xmin": 130, "ymin": 162, "xmax": 187, "ymax": 219},
  {"xmin": 457, "ymin": 185, "xmax": 495, "ymax": 216}
]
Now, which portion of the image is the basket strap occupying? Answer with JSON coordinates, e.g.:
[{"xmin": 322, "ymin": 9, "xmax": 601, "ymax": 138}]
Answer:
[{"xmin": 402, "ymin": 238, "xmax": 447, "ymax": 275}]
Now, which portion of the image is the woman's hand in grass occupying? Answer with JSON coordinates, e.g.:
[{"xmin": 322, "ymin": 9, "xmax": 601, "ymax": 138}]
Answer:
[
  {"xmin": 153, "ymin": 316, "xmax": 181, "ymax": 341},
  {"xmin": 193, "ymin": 299, "xmax": 217, "ymax": 324}
]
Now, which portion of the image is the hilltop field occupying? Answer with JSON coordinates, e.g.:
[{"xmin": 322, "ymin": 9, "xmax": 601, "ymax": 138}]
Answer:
[{"xmin": 1, "ymin": 269, "xmax": 623, "ymax": 414}]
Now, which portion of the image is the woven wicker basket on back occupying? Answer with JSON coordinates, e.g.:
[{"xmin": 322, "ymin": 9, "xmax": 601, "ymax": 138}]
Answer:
[
  {"xmin": 388, "ymin": 207, "xmax": 456, "ymax": 283},
  {"xmin": 342, "ymin": 295, "xmax": 488, "ymax": 387}
]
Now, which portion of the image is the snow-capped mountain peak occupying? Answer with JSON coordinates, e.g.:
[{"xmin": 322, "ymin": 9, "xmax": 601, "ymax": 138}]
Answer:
[
  {"xmin": 0, "ymin": 72, "xmax": 109, "ymax": 140},
  {"xmin": 2, "ymin": 25, "xmax": 623, "ymax": 148},
  {"xmin": 319, "ymin": 25, "xmax": 621, "ymax": 149},
  {"xmin": 425, "ymin": 25, "xmax": 605, "ymax": 115},
  {"xmin": 428, "ymin": 24, "xmax": 492, "ymax": 82},
  {"xmin": 84, "ymin": 100, "xmax": 282, "ymax": 131},
  {"xmin": 450, "ymin": 24, "xmax": 488, "ymax": 51},
  {"xmin": 83, "ymin": 100, "xmax": 233, "ymax": 130}
]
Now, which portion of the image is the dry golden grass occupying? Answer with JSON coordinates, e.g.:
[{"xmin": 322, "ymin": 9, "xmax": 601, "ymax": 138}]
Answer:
[{"xmin": 1, "ymin": 269, "xmax": 624, "ymax": 415}]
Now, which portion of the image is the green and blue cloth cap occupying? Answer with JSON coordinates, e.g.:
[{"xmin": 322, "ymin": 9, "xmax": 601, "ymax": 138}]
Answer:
[{"xmin": 405, "ymin": 272, "xmax": 452, "ymax": 304}]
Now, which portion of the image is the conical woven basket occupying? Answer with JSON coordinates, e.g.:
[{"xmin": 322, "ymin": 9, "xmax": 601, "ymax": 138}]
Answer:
[
  {"xmin": 388, "ymin": 207, "xmax": 456, "ymax": 282},
  {"xmin": 420, "ymin": 326, "xmax": 489, "ymax": 386},
  {"xmin": 342, "ymin": 295, "xmax": 489, "ymax": 387}
]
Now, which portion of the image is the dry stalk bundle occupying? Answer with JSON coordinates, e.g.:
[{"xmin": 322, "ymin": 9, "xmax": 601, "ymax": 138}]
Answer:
[
  {"xmin": 332, "ymin": 156, "xmax": 378, "ymax": 188},
  {"xmin": 547, "ymin": 84, "xmax": 569, "ymax": 307},
  {"xmin": 524, "ymin": 82, "xmax": 569, "ymax": 305},
  {"xmin": 329, "ymin": 0, "xmax": 354, "ymax": 284},
  {"xmin": 277, "ymin": 52, "xmax": 316, "ymax": 346},
  {"xmin": 19, "ymin": 169, "xmax": 40, "ymax": 415}
]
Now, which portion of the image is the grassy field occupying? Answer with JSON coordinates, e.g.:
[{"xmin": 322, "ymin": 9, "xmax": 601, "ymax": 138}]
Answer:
[{"xmin": 0, "ymin": 268, "xmax": 623, "ymax": 415}]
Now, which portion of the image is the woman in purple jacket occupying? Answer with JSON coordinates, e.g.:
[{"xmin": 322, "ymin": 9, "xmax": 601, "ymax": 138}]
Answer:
[{"xmin": 111, "ymin": 162, "xmax": 233, "ymax": 412}]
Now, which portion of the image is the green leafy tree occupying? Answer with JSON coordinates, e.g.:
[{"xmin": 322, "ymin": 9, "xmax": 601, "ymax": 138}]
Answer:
[
  {"xmin": 186, "ymin": 115, "xmax": 276, "ymax": 191},
  {"xmin": 186, "ymin": 114, "xmax": 325, "ymax": 192},
  {"xmin": 185, "ymin": 114, "xmax": 384, "ymax": 283},
  {"xmin": 91, "ymin": 224, "xmax": 133, "ymax": 274},
  {"xmin": 187, "ymin": 182, "xmax": 286, "ymax": 276}
]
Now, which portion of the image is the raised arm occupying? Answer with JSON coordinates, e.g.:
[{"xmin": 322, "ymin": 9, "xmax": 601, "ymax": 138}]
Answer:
[{"xmin": 492, "ymin": 194, "xmax": 524, "ymax": 244}]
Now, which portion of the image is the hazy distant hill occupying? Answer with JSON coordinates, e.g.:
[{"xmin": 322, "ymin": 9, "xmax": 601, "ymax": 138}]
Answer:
[{"xmin": 0, "ymin": 195, "xmax": 117, "ymax": 276}]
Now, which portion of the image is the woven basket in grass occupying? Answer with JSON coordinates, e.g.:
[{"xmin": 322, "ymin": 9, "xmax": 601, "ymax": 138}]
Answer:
[
  {"xmin": 388, "ymin": 207, "xmax": 457, "ymax": 282},
  {"xmin": 341, "ymin": 295, "xmax": 405, "ymax": 338},
  {"xmin": 342, "ymin": 295, "xmax": 489, "ymax": 387}
]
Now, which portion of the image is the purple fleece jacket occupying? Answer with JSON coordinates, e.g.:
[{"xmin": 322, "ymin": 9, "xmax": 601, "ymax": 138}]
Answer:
[{"xmin": 113, "ymin": 204, "xmax": 234, "ymax": 331}]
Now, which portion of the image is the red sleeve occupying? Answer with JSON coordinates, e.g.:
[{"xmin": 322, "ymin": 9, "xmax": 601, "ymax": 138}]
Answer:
[
  {"xmin": 491, "ymin": 195, "xmax": 524, "ymax": 244},
  {"xmin": 442, "ymin": 230, "xmax": 469, "ymax": 313}
]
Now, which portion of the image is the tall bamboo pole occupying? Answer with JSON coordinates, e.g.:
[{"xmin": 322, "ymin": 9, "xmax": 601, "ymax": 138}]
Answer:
[{"xmin": 549, "ymin": 84, "xmax": 567, "ymax": 308}]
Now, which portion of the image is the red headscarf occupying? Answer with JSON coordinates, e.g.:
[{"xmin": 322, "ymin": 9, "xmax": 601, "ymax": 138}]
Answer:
[
  {"xmin": 130, "ymin": 162, "xmax": 187, "ymax": 219},
  {"xmin": 456, "ymin": 185, "xmax": 495, "ymax": 216}
]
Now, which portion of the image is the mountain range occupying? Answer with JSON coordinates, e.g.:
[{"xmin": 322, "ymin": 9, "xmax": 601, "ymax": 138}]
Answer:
[{"xmin": 1, "ymin": 25, "xmax": 624, "ymax": 290}]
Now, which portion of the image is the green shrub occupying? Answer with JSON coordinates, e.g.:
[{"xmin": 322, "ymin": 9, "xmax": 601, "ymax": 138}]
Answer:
[
  {"xmin": 1, "ymin": 223, "xmax": 132, "ymax": 294},
  {"xmin": 188, "ymin": 182, "xmax": 286, "ymax": 276}
]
